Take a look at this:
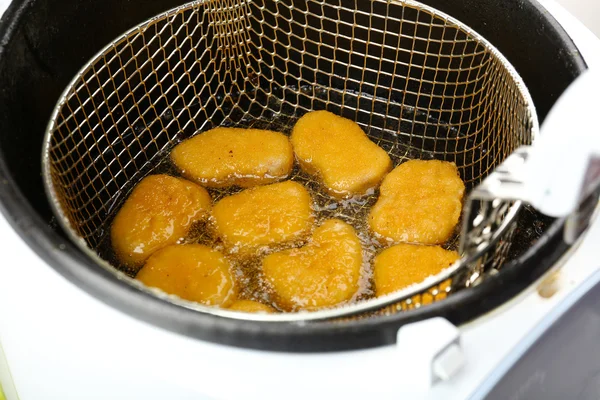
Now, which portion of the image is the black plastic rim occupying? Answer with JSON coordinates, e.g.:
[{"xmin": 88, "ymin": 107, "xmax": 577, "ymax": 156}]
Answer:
[{"xmin": 0, "ymin": 0, "xmax": 587, "ymax": 352}]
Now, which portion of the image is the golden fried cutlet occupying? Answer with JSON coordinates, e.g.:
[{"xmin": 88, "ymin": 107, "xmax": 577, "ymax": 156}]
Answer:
[
  {"xmin": 262, "ymin": 219, "xmax": 363, "ymax": 311},
  {"xmin": 136, "ymin": 244, "xmax": 237, "ymax": 306},
  {"xmin": 373, "ymin": 243, "xmax": 459, "ymax": 297},
  {"xmin": 171, "ymin": 127, "xmax": 294, "ymax": 188},
  {"xmin": 211, "ymin": 181, "xmax": 313, "ymax": 251},
  {"xmin": 111, "ymin": 174, "xmax": 211, "ymax": 268},
  {"xmin": 291, "ymin": 110, "xmax": 392, "ymax": 198},
  {"xmin": 369, "ymin": 160, "xmax": 465, "ymax": 245},
  {"xmin": 228, "ymin": 300, "xmax": 276, "ymax": 313}
]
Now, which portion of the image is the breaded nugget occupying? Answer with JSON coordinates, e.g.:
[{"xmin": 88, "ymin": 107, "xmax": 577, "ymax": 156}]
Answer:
[
  {"xmin": 228, "ymin": 300, "xmax": 276, "ymax": 313},
  {"xmin": 369, "ymin": 160, "xmax": 465, "ymax": 245},
  {"xmin": 291, "ymin": 110, "xmax": 392, "ymax": 198},
  {"xmin": 111, "ymin": 174, "xmax": 211, "ymax": 268},
  {"xmin": 417, "ymin": 280, "xmax": 451, "ymax": 306},
  {"xmin": 262, "ymin": 219, "xmax": 363, "ymax": 311},
  {"xmin": 373, "ymin": 243, "xmax": 459, "ymax": 297},
  {"xmin": 212, "ymin": 181, "xmax": 313, "ymax": 251},
  {"xmin": 171, "ymin": 127, "xmax": 294, "ymax": 188},
  {"xmin": 136, "ymin": 244, "xmax": 237, "ymax": 306}
]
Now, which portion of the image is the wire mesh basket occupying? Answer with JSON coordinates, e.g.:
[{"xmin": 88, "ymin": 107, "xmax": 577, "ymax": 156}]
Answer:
[{"xmin": 43, "ymin": 0, "xmax": 538, "ymax": 321}]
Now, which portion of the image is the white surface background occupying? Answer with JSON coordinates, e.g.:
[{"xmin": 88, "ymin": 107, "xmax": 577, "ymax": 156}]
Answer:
[{"xmin": 556, "ymin": 0, "xmax": 600, "ymax": 37}]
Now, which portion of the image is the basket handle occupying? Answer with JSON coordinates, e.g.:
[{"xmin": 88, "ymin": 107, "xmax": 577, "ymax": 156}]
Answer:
[
  {"xmin": 461, "ymin": 69, "xmax": 600, "ymax": 252},
  {"xmin": 526, "ymin": 69, "xmax": 600, "ymax": 218}
]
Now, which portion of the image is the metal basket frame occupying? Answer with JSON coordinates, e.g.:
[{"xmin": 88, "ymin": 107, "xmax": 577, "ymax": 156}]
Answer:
[{"xmin": 43, "ymin": 0, "xmax": 538, "ymax": 322}]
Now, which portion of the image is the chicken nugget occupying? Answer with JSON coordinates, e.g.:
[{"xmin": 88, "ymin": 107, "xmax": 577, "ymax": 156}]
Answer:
[
  {"xmin": 374, "ymin": 243, "xmax": 459, "ymax": 297},
  {"xmin": 111, "ymin": 174, "xmax": 211, "ymax": 268},
  {"xmin": 291, "ymin": 110, "xmax": 392, "ymax": 198},
  {"xmin": 171, "ymin": 127, "xmax": 294, "ymax": 188},
  {"xmin": 136, "ymin": 244, "xmax": 237, "ymax": 306},
  {"xmin": 416, "ymin": 279, "xmax": 452, "ymax": 306},
  {"xmin": 369, "ymin": 160, "xmax": 465, "ymax": 245},
  {"xmin": 212, "ymin": 181, "xmax": 313, "ymax": 251},
  {"xmin": 262, "ymin": 219, "xmax": 363, "ymax": 311},
  {"xmin": 228, "ymin": 300, "xmax": 276, "ymax": 313}
]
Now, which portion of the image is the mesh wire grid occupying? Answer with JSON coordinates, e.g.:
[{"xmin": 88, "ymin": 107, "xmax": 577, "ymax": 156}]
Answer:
[{"xmin": 43, "ymin": 0, "xmax": 538, "ymax": 322}]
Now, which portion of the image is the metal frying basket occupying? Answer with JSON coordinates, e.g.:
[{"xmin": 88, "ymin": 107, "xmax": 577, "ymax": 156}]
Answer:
[{"xmin": 42, "ymin": 0, "xmax": 538, "ymax": 321}]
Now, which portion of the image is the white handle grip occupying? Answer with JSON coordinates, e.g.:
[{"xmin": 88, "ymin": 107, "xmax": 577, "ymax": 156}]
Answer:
[{"xmin": 525, "ymin": 69, "xmax": 600, "ymax": 217}]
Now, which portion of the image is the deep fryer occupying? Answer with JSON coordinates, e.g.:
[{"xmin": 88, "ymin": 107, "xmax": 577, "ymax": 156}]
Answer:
[{"xmin": 0, "ymin": 0, "xmax": 594, "ymax": 352}]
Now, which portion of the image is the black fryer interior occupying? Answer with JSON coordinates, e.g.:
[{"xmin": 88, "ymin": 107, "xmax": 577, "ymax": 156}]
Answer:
[
  {"xmin": 0, "ymin": 0, "xmax": 586, "ymax": 351},
  {"xmin": 0, "ymin": 0, "xmax": 195, "ymax": 229}
]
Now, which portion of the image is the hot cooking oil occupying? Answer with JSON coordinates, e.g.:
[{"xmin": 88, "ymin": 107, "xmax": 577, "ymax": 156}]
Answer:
[{"xmin": 96, "ymin": 94, "xmax": 462, "ymax": 312}]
